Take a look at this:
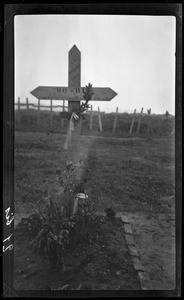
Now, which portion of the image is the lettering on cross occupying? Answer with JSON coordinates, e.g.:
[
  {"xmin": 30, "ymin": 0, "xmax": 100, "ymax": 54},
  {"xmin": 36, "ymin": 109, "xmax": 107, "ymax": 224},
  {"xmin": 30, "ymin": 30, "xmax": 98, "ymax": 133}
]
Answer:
[{"xmin": 68, "ymin": 45, "xmax": 81, "ymax": 114}]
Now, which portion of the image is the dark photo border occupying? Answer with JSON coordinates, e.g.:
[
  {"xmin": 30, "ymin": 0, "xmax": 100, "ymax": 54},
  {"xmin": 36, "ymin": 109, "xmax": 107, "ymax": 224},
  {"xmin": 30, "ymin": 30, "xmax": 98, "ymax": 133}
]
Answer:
[{"xmin": 2, "ymin": 2, "xmax": 182, "ymax": 298}]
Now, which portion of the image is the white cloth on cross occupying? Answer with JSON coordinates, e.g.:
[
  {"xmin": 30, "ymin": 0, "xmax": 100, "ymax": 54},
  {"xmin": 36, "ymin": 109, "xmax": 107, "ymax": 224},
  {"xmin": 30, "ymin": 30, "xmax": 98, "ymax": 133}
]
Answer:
[{"xmin": 63, "ymin": 112, "xmax": 79, "ymax": 150}]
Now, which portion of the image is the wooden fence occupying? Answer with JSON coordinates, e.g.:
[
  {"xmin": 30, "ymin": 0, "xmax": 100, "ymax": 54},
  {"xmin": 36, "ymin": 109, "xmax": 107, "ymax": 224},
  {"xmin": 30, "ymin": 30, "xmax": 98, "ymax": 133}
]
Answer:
[
  {"xmin": 15, "ymin": 97, "xmax": 171, "ymax": 135},
  {"xmin": 15, "ymin": 97, "xmax": 68, "ymax": 127},
  {"xmin": 15, "ymin": 98, "xmax": 106, "ymax": 132}
]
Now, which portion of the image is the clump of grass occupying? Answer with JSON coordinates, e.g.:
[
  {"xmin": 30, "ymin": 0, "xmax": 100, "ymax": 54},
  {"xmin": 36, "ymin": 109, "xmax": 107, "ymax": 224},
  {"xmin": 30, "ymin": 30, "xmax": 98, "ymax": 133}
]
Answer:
[{"xmin": 26, "ymin": 197, "xmax": 100, "ymax": 271}]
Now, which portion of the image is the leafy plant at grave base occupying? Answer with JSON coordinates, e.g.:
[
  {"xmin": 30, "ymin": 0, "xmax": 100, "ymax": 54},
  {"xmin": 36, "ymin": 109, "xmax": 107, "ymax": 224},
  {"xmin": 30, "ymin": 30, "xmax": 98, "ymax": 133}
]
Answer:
[
  {"xmin": 26, "ymin": 196, "xmax": 100, "ymax": 270},
  {"xmin": 26, "ymin": 199, "xmax": 69, "ymax": 270},
  {"xmin": 25, "ymin": 161, "xmax": 100, "ymax": 271}
]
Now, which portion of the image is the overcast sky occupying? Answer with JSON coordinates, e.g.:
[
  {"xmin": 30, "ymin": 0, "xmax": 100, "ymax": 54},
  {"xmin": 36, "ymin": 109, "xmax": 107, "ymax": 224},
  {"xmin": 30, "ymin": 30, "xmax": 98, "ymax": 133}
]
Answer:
[{"xmin": 15, "ymin": 15, "xmax": 176, "ymax": 114}]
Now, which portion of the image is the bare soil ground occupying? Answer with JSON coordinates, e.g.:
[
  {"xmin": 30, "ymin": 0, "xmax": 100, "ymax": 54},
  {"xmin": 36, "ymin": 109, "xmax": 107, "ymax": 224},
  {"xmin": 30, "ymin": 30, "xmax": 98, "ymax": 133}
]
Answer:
[{"xmin": 14, "ymin": 131, "xmax": 175, "ymax": 291}]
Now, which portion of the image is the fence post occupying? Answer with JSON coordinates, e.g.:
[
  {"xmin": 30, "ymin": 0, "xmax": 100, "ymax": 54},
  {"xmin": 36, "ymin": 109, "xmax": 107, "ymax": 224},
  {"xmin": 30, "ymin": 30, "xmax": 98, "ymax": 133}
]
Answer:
[
  {"xmin": 136, "ymin": 107, "xmax": 143, "ymax": 134},
  {"xmin": 37, "ymin": 99, "xmax": 40, "ymax": 129},
  {"xmin": 50, "ymin": 99, "xmax": 53, "ymax": 127},
  {"xmin": 90, "ymin": 105, "xmax": 93, "ymax": 131},
  {"xmin": 26, "ymin": 97, "xmax": 30, "ymax": 124},
  {"xmin": 113, "ymin": 107, "xmax": 118, "ymax": 133},
  {"xmin": 17, "ymin": 97, "xmax": 21, "ymax": 124},
  {"xmin": 61, "ymin": 100, "xmax": 65, "ymax": 127},
  {"xmin": 129, "ymin": 109, "xmax": 136, "ymax": 134},
  {"xmin": 98, "ymin": 106, "xmax": 103, "ymax": 132},
  {"xmin": 147, "ymin": 109, "xmax": 153, "ymax": 135}
]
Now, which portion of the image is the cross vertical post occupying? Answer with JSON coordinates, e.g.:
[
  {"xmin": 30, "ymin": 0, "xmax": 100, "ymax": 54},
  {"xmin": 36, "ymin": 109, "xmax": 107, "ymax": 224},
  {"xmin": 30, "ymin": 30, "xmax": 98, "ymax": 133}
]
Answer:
[
  {"xmin": 68, "ymin": 45, "xmax": 81, "ymax": 114},
  {"xmin": 67, "ymin": 45, "xmax": 82, "ymax": 163}
]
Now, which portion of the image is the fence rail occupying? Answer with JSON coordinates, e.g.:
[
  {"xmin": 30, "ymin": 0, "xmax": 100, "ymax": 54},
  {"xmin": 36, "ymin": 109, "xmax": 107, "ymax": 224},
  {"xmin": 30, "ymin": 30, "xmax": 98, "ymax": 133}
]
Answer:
[{"xmin": 15, "ymin": 103, "xmax": 67, "ymax": 109}]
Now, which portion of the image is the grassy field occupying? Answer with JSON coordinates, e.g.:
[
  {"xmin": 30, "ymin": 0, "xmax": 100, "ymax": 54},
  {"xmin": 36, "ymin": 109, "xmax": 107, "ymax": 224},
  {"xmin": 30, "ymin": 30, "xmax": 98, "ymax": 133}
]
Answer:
[
  {"xmin": 14, "ymin": 124, "xmax": 175, "ymax": 290},
  {"xmin": 14, "ymin": 131, "xmax": 175, "ymax": 218}
]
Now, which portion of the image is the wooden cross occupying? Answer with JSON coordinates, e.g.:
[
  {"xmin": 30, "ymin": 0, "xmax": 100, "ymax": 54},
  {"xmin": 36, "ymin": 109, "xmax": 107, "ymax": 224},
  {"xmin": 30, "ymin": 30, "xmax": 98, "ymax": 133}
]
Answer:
[{"xmin": 31, "ymin": 45, "xmax": 117, "ymax": 163}]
